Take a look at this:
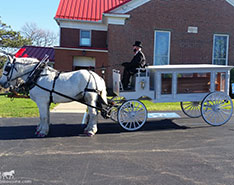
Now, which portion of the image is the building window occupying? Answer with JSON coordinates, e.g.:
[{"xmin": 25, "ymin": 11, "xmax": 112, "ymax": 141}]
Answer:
[
  {"xmin": 154, "ymin": 30, "xmax": 171, "ymax": 65},
  {"xmin": 80, "ymin": 30, "xmax": 91, "ymax": 46},
  {"xmin": 212, "ymin": 34, "xmax": 229, "ymax": 65}
]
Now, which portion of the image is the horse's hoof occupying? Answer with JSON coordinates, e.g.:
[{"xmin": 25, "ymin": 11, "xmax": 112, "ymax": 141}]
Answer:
[
  {"xmin": 86, "ymin": 132, "xmax": 94, "ymax": 137},
  {"xmin": 37, "ymin": 133, "xmax": 47, "ymax": 138}
]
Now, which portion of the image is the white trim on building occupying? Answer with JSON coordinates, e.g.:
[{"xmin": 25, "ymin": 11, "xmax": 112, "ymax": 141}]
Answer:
[{"xmin": 55, "ymin": 18, "xmax": 108, "ymax": 31}]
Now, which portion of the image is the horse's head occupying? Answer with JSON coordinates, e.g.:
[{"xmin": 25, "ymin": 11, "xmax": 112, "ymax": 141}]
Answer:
[
  {"xmin": 0, "ymin": 55, "xmax": 17, "ymax": 88},
  {"xmin": 0, "ymin": 56, "xmax": 39, "ymax": 89}
]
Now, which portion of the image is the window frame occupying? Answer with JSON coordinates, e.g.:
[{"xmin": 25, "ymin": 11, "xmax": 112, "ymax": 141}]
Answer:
[
  {"xmin": 80, "ymin": 30, "xmax": 91, "ymax": 47},
  {"xmin": 212, "ymin": 34, "xmax": 229, "ymax": 65},
  {"xmin": 153, "ymin": 30, "xmax": 171, "ymax": 65}
]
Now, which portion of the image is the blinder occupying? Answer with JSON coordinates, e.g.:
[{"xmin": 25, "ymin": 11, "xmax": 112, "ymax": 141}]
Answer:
[
  {"xmin": 3, "ymin": 62, "xmax": 12, "ymax": 76},
  {"xmin": 3, "ymin": 58, "xmax": 17, "ymax": 77}
]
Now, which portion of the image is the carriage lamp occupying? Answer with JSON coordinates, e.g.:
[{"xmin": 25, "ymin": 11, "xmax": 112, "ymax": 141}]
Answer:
[
  {"xmin": 140, "ymin": 79, "xmax": 145, "ymax": 89},
  {"xmin": 101, "ymin": 64, "xmax": 106, "ymax": 77}
]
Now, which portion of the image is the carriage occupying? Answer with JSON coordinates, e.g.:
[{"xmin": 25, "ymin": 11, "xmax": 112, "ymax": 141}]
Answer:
[{"xmin": 110, "ymin": 64, "xmax": 234, "ymax": 131}]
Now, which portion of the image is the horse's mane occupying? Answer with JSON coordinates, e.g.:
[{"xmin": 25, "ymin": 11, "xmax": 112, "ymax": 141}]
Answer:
[{"xmin": 15, "ymin": 57, "xmax": 58, "ymax": 73}]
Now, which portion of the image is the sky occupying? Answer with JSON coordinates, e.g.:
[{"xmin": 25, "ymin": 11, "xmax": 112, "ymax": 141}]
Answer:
[{"xmin": 0, "ymin": 0, "xmax": 60, "ymax": 34}]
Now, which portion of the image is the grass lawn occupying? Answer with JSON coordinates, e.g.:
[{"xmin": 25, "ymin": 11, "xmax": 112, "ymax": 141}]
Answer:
[
  {"xmin": 0, "ymin": 96, "xmax": 182, "ymax": 118},
  {"xmin": 0, "ymin": 96, "xmax": 57, "ymax": 118}
]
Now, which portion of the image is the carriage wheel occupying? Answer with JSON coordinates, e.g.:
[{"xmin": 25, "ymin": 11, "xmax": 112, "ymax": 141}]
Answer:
[
  {"xmin": 181, "ymin": 101, "xmax": 201, "ymax": 118},
  {"xmin": 117, "ymin": 100, "xmax": 147, "ymax": 131},
  {"xmin": 201, "ymin": 91, "xmax": 233, "ymax": 126},
  {"xmin": 109, "ymin": 96, "xmax": 125, "ymax": 122}
]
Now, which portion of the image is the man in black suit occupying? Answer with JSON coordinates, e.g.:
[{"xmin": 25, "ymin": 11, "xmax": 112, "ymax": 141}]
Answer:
[{"xmin": 121, "ymin": 41, "xmax": 146, "ymax": 90}]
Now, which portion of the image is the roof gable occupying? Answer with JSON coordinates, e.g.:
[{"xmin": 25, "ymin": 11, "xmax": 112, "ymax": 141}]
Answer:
[
  {"xmin": 55, "ymin": 0, "xmax": 131, "ymax": 21},
  {"xmin": 109, "ymin": 0, "xmax": 150, "ymax": 14},
  {"xmin": 226, "ymin": 0, "xmax": 234, "ymax": 6}
]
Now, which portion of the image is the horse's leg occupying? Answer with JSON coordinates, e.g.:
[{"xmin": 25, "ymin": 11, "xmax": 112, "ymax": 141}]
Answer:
[
  {"xmin": 84, "ymin": 93, "xmax": 98, "ymax": 136},
  {"xmin": 85, "ymin": 107, "xmax": 98, "ymax": 136},
  {"xmin": 83, "ymin": 109, "xmax": 92, "ymax": 134},
  {"xmin": 36, "ymin": 101, "xmax": 50, "ymax": 137},
  {"xmin": 82, "ymin": 110, "xmax": 90, "ymax": 130}
]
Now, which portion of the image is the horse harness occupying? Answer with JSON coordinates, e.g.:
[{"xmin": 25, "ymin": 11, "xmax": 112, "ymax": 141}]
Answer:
[
  {"xmin": 3, "ymin": 58, "xmax": 112, "ymax": 119},
  {"xmin": 21, "ymin": 63, "xmax": 109, "ymax": 117}
]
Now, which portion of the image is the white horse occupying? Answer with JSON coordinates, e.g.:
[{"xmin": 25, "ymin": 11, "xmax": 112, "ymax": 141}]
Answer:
[
  {"xmin": 0, "ymin": 56, "xmax": 108, "ymax": 137},
  {"xmin": 2, "ymin": 170, "xmax": 15, "ymax": 179}
]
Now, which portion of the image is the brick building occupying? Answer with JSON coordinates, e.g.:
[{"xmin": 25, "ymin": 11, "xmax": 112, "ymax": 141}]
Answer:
[{"xmin": 54, "ymin": 0, "xmax": 234, "ymax": 89}]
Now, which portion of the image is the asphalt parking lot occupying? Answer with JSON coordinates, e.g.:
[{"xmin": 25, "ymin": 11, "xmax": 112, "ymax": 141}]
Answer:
[{"xmin": 0, "ymin": 112, "xmax": 234, "ymax": 185}]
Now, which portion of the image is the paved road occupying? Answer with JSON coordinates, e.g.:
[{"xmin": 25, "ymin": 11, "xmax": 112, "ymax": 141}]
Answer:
[{"xmin": 0, "ymin": 112, "xmax": 234, "ymax": 185}]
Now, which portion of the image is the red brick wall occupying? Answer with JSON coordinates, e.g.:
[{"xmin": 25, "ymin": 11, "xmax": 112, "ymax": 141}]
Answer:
[
  {"xmin": 107, "ymin": 0, "xmax": 234, "ymax": 87},
  {"xmin": 60, "ymin": 28, "xmax": 79, "ymax": 48},
  {"xmin": 60, "ymin": 28, "xmax": 107, "ymax": 48},
  {"xmin": 92, "ymin": 31, "xmax": 107, "ymax": 48}
]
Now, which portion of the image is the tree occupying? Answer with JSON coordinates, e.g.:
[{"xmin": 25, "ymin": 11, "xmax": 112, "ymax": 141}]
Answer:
[
  {"xmin": 0, "ymin": 18, "xmax": 32, "ymax": 50},
  {"xmin": 21, "ymin": 22, "xmax": 58, "ymax": 47},
  {"xmin": 0, "ymin": 17, "xmax": 32, "ymax": 69}
]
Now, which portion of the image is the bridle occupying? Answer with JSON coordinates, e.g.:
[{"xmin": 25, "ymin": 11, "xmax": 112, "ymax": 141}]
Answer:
[
  {"xmin": 3, "ymin": 58, "xmax": 18, "ymax": 82},
  {"xmin": 2, "ymin": 58, "xmax": 39, "ymax": 84}
]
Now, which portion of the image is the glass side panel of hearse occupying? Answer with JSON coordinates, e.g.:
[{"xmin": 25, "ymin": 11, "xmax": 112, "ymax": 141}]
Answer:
[
  {"xmin": 161, "ymin": 73, "xmax": 172, "ymax": 94},
  {"xmin": 215, "ymin": 72, "xmax": 226, "ymax": 92},
  {"xmin": 177, "ymin": 73, "xmax": 211, "ymax": 93}
]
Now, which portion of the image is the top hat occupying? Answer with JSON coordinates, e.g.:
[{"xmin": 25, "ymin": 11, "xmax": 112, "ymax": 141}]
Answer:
[{"xmin": 133, "ymin": 41, "xmax": 142, "ymax": 48}]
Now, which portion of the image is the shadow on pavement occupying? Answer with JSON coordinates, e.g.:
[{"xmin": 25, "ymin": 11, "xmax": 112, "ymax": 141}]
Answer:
[{"xmin": 0, "ymin": 119, "xmax": 189, "ymax": 140}]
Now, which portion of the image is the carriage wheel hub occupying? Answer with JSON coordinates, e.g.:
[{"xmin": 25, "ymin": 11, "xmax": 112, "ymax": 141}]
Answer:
[
  {"xmin": 128, "ymin": 112, "xmax": 136, "ymax": 120},
  {"xmin": 212, "ymin": 105, "xmax": 220, "ymax": 112}
]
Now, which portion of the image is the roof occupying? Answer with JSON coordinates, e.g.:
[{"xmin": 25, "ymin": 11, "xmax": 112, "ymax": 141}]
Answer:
[
  {"xmin": 55, "ymin": 0, "xmax": 234, "ymax": 22},
  {"xmin": 55, "ymin": 0, "xmax": 131, "ymax": 21},
  {"xmin": 15, "ymin": 46, "xmax": 55, "ymax": 62}
]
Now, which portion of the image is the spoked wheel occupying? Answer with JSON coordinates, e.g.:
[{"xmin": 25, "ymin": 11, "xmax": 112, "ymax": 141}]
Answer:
[
  {"xmin": 108, "ymin": 96, "xmax": 125, "ymax": 122},
  {"xmin": 181, "ymin": 101, "xmax": 201, "ymax": 118},
  {"xmin": 201, "ymin": 91, "xmax": 233, "ymax": 126},
  {"xmin": 117, "ymin": 100, "xmax": 147, "ymax": 131}
]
